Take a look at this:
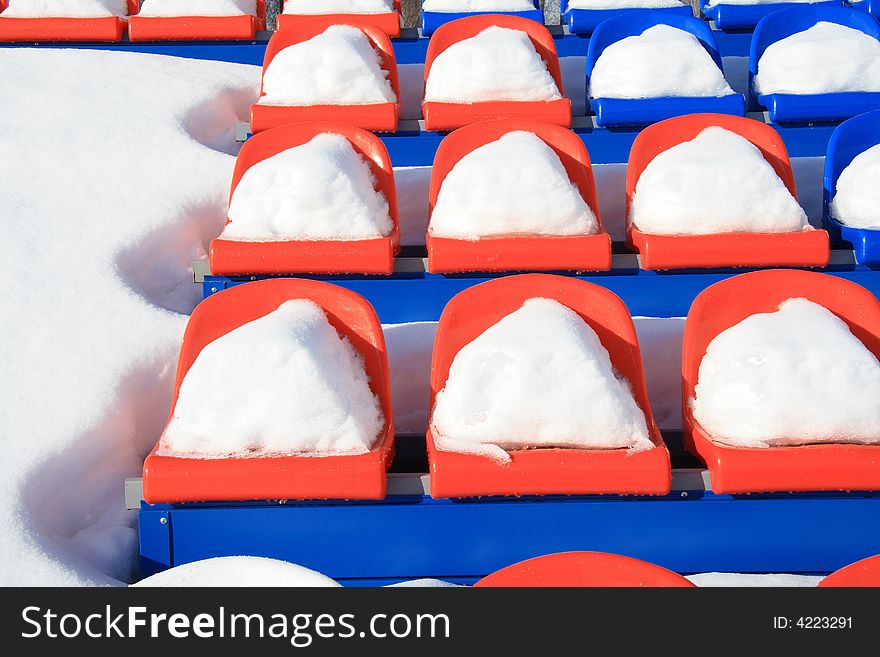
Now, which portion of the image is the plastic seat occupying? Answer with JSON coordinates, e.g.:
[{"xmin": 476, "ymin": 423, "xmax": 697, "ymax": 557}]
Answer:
[
  {"xmin": 210, "ymin": 122, "xmax": 400, "ymax": 276},
  {"xmin": 850, "ymin": 0, "xmax": 878, "ymax": 16},
  {"xmin": 278, "ymin": 0, "xmax": 401, "ymax": 38},
  {"xmin": 474, "ymin": 551, "xmax": 696, "ymax": 587},
  {"xmin": 426, "ymin": 274, "xmax": 671, "ymax": 499},
  {"xmin": 143, "ymin": 278, "xmax": 395, "ymax": 504},
  {"xmin": 587, "ymin": 12, "xmax": 745, "ymax": 128},
  {"xmin": 421, "ymin": 0, "xmax": 544, "ymax": 37},
  {"xmin": 823, "ymin": 109, "xmax": 880, "ymax": 265},
  {"xmin": 819, "ymin": 554, "xmax": 880, "ymax": 586},
  {"xmin": 128, "ymin": 0, "xmax": 266, "ymax": 41},
  {"xmin": 682, "ymin": 269, "xmax": 880, "ymax": 494},
  {"xmin": 250, "ymin": 18, "xmax": 400, "ymax": 133},
  {"xmin": 750, "ymin": 6, "xmax": 880, "ymax": 123},
  {"xmin": 0, "ymin": 0, "xmax": 136, "ymax": 41},
  {"xmin": 627, "ymin": 113, "xmax": 830, "ymax": 270},
  {"xmin": 422, "ymin": 15, "xmax": 571, "ymax": 132},
  {"xmin": 426, "ymin": 119, "xmax": 611, "ymax": 273},
  {"xmin": 563, "ymin": 0, "xmax": 691, "ymax": 36},
  {"xmin": 701, "ymin": 0, "xmax": 843, "ymax": 31}
]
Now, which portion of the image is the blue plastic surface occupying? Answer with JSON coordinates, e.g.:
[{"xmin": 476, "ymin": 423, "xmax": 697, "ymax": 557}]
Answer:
[
  {"xmin": 850, "ymin": 0, "xmax": 879, "ymax": 16},
  {"xmin": 750, "ymin": 6, "xmax": 880, "ymax": 122},
  {"xmin": 586, "ymin": 11, "xmax": 745, "ymax": 127},
  {"xmin": 561, "ymin": 0, "xmax": 692, "ymax": 36},
  {"xmin": 823, "ymin": 109, "xmax": 880, "ymax": 265},
  {"xmin": 702, "ymin": 0, "xmax": 843, "ymax": 31},
  {"xmin": 420, "ymin": 3, "xmax": 544, "ymax": 37}
]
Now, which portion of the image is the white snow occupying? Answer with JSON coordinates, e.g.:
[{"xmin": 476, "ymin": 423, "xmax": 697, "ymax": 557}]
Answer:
[
  {"xmin": 630, "ymin": 127, "xmax": 808, "ymax": 235},
  {"xmin": 423, "ymin": 0, "xmax": 535, "ymax": 10},
  {"xmin": 283, "ymin": 0, "xmax": 394, "ymax": 14},
  {"xmin": 388, "ymin": 578, "xmax": 463, "ymax": 586},
  {"xmin": 258, "ymin": 24, "xmax": 396, "ymax": 107},
  {"xmin": 687, "ymin": 573, "xmax": 823, "ymax": 587},
  {"xmin": 754, "ymin": 22, "xmax": 880, "ymax": 95},
  {"xmin": 1, "ymin": 0, "xmax": 128, "ymax": 16},
  {"xmin": 830, "ymin": 144, "xmax": 880, "ymax": 230},
  {"xmin": 394, "ymin": 165, "xmax": 432, "ymax": 245},
  {"xmin": 692, "ymin": 298, "xmax": 880, "ymax": 448},
  {"xmin": 430, "ymin": 297, "xmax": 653, "ymax": 461},
  {"xmin": 133, "ymin": 557, "xmax": 341, "ymax": 587},
  {"xmin": 568, "ymin": 0, "xmax": 682, "ymax": 8},
  {"xmin": 137, "ymin": 0, "xmax": 257, "ymax": 17},
  {"xmin": 219, "ymin": 133, "xmax": 392, "ymax": 242},
  {"xmin": 424, "ymin": 26, "xmax": 562, "ymax": 103},
  {"xmin": 707, "ymin": 0, "xmax": 816, "ymax": 5},
  {"xmin": 590, "ymin": 24, "xmax": 733, "ymax": 99},
  {"xmin": 159, "ymin": 300, "xmax": 385, "ymax": 458},
  {"xmin": 383, "ymin": 322, "xmax": 436, "ymax": 434},
  {"xmin": 429, "ymin": 131, "xmax": 598, "ymax": 239}
]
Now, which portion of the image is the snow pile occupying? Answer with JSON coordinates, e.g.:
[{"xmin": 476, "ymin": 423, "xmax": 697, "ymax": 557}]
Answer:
[
  {"xmin": 258, "ymin": 25, "xmax": 396, "ymax": 106},
  {"xmin": 220, "ymin": 133, "xmax": 392, "ymax": 242},
  {"xmin": 590, "ymin": 25, "xmax": 733, "ymax": 99},
  {"xmin": 429, "ymin": 131, "xmax": 598, "ymax": 239},
  {"xmin": 283, "ymin": 0, "xmax": 394, "ymax": 14},
  {"xmin": 568, "ymin": 0, "xmax": 683, "ymax": 8},
  {"xmin": 423, "ymin": 0, "xmax": 535, "ymax": 10},
  {"xmin": 1, "ymin": 0, "xmax": 128, "ymax": 16},
  {"xmin": 159, "ymin": 300, "xmax": 384, "ymax": 458},
  {"xmin": 754, "ymin": 22, "xmax": 880, "ymax": 95},
  {"xmin": 424, "ymin": 26, "xmax": 562, "ymax": 103},
  {"xmin": 138, "ymin": 1, "xmax": 257, "ymax": 17},
  {"xmin": 630, "ymin": 127, "xmax": 808, "ymax": 235},
  {"xmin": 692, "ymin": 298, "xmax": 880, "ymax": 448},
  {"xmin": 431, "ymin": 298, "xmax": 653, "ymax": 461},
  {"xmin": 133, "ymin": 557, "xmax": 341, "ymax": 587},
  {"xmin": 830, "ymin": 144, "xmax": 880, "ymax": 230}
]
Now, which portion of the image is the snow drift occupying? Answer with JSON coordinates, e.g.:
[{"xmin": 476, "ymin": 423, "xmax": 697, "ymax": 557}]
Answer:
[{"xmin": 830, "ymin": 143, "xmax": 880, "ymax": 230}]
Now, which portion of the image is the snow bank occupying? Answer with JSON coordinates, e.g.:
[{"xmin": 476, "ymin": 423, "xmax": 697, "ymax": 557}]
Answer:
[
  {"xmin": 258, "ymin": 25, "xmax": 396, "ymax": 106},
  {"xmin": 220, "ymin": 133, "xmax": 392, "ymax": 242},
  {"xmin": 283, "ymin": 0, "xmax": 394, "ymax": 13},
  {"xmin": 138, "ymin": 1, "xmax": 257, "ymax": 17},
  {"xmin": 1, "ymin": 0, "xmax": 127, "ymax": 16},
  {"xmin": 429, "ymin": 131, "xmax": 598, "ymax": 239},
  {"xmin": 569, "ymin": 0, "xmax": 682, "ymax": 8},
  {"xmin": 133, "ymin": 557, "xmax": 341, "ymax": 587},
  {"xmin": 423, "ymin": 0, "xmax": 535, "ymax": 10},
  {"xmin": 431, "ymin": 298, "xmax": 653, "ymax": 461},
  {"xmin": 830, "ymin": 144, "xmax": 880, "ymax": 230},
  {"xmin": 754, "ymin": 22, "xmax": 880, "ymax": 95},
  {"xmin": 630, "ymin": 127, "xmax": 808, "ymax": 235},
  {"xmin": 692, "ymin": 298, "xmax": 880, "ymax": 448},
  {"xmin": 159, "ymin": 300, "xmax": 384, "ymax": 458},
  {"xmin": 590, "ymin": 24, "xmax": 733, "ymax": 99},
  {"xmin": 424, "ymin": 26, "xmax": 562, "ymax": 103}
]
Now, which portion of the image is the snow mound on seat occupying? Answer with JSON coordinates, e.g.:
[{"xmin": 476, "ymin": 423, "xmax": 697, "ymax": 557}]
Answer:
[
  {"xmin": 138, "ymin": 0, "xmax": 256, "ymax": 17},
  {"xmin": 830, "ymin": 143, "xmax": 880, "ymax": 230},
  {"xmin": 133, "ymin": 557, "xmax": 341, "ymax": 587},
  {"xmin": 630, "ymin": 127, "xmax": 808, "ymax": 235},
  {"xmin": 258, "ymin": 25, "xmax": 396, "ymax": 106},
  {"xmin": 424, "ymin": 26, "xmax": 562, "ymax": 103},
  {"xmin": 569, "ymin": 0, "xmax": 682, "ymax": 8},
  {"xmin": 754, "ymin": 22, "xmax": 880, "ymax": 95},
  {"xmin": 692, "ymin": 298, "xmax": 880, "ymax": 448},
  {"xmin": 423, "ymin": 0, "xmax": 535, "ymax": 10},
  {"xmin": 220, "ymin": 133, "xmax": 392, "ymax": 241},
  {"xmin": 431, "ymin": 297, "xmax": 652, "ymax": 462},
  {"xmin": 160, "ymin": 300, "xmax": 384, "ymax": 458},
  {"xmin": 429, "ymin": 131, "xmax": 598, "ymax": 239},
  {"xmin": 1, "ymin": 0, "xmax": 127, "ymax": 16},
  {"xmin": 284, "ymin": 0, "xmax": 393, "ymax": 13},
  {"xmin": 590, "ymin": 24, "xmax": 733, "ymax": 99}
]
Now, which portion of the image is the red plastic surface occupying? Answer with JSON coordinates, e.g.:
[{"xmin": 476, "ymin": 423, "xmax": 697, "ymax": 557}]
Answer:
[
  {"xmin": 682, "ymin": 269, "xmax": 880, "ymax": 494},
  {"xmin": 277, "ymin": 0, "xmax": 401, "ymax": 37},
  {"xmin": 427, "ymin": 274, "xmax": 671, "ymax": 498},
  {"xmin": 626, "ymin": 114, "xmax": 830, "ymax": 270},
  {"xmin": 474, "ymin": 551, "xmax": 696, "ymax": 587},
  {"xmin": 819, "ymin": 554, "xmax": 880, "ymax": 587},
  {"xmin": 422, "ymin": 15, "xmax": 572, "ymax": 131},
  {"xmin": 210, "ymin": 122, "xmax": 399, "ymax": 275},
  {"xmin": 128, "ymin": 0, "xmax": 266, "ymax": 41},
  {"xmin": 0, "ymin": 0, "xmax": 136, "ymax": 42},
  {"xmin": 250, "ymin": 18, "xmax": 400, "ymax": 133},
  {"xmin": 426, "ymin": 119, "xmax": 611, "ymax": 273},
  {"xmin": 143, "ymin": 279, "xmax": 395, "ymax": 503}
]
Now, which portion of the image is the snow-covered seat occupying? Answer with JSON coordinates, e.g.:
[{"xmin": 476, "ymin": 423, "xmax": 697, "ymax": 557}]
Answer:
[
  {"xmin": 0, "ymin": 0, "xmax": 137, "ymax": 42},
  {"xmin": 626, "ymin": 113, "xmax": 829, "ymax": 270},
  {"xmin": 420, "ymin": 0, "xmax": 544, "ymax": 37},
  {"xmin": 278, "ymin": 0, "xmax": 401, "ymax": 38},
  {"xmin": 701, "ymin": 0, "xmax": 842, "ymax": 32},
  {"xmin": 562, "ymin": 0, "xmax": 692, "ymax": 37},
  {"xmin": 128, "ymin": 0, "xmax": 266, "ymax": 42},
  {"xmin": 819, "ymin": 554, "xmax": 880, "ymax": 586},
  {"xmin": 142, "ymin": 278, "xmax": 395, "ymax": 504},
  {"xmin": 682, "ymin": 269, "xmax": 880, "ymax": 494},
  {"xmin": 426, "ymin": 118, "xmax": 611, "ymax": 273},
  {"xmin": 425, "ymin": 274, "xmax": 671, "ymax": 499}
]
